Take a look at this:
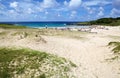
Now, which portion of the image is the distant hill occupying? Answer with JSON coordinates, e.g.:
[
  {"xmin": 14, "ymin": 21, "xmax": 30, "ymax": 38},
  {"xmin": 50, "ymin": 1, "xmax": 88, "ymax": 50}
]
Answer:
[{"xmin": 76, "ymin": 17, "xmax": 120, "ymax": 26}]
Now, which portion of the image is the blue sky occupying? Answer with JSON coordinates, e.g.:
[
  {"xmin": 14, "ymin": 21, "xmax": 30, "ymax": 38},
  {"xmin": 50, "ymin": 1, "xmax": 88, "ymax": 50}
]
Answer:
[{"xmin": 0, "ymin": 0, "xmax": 120, "ymax": 21}]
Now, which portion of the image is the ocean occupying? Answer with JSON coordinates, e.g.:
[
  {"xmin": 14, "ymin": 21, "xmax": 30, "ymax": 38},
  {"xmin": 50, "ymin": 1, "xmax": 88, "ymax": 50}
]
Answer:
[{"xmin": 0, "ymin": 22, "xmax": 89, "ymax": 28}]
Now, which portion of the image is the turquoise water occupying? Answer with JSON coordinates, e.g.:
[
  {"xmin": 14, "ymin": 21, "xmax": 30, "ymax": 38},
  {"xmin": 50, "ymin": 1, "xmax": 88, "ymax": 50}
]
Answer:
[
  {"xmin": 16, "ymin": 22, "xmax": 68, "ymax": 28},
  {"xmin": 0, "ymin": 22, "xmax": 90, "ymax": 28}
]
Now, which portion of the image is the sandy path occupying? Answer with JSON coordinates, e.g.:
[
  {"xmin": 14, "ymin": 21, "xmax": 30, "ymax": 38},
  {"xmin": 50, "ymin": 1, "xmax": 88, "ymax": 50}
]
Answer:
[{"xmin": 0, "ymin": 27, "xmax": 120, "ymax": 78}]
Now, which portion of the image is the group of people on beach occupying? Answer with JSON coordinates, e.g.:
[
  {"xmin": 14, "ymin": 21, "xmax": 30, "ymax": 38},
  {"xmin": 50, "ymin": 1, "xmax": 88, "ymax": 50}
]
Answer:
[{"xmin": 45, "ymin": 25, "xmax": 109, "ymax": 34}]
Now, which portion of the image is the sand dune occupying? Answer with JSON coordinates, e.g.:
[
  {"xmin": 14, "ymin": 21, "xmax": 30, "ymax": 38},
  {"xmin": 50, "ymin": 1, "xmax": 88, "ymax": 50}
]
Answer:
[{"xmin": 0, "ymin": 26, "xmax": 120, "ymax": 78}]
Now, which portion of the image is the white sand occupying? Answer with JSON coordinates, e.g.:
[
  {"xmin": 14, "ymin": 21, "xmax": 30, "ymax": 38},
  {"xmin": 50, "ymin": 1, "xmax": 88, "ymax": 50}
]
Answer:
[{"xmin": 0, "ymin": 26, "xmax": 120, "ymax": 78}]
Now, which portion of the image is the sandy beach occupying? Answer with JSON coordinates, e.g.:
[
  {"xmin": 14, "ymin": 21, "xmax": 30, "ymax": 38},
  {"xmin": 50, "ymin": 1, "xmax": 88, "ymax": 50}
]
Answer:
[{"xmin": 0, "ymin": 26, "xmax": 120, "ymax": 78}]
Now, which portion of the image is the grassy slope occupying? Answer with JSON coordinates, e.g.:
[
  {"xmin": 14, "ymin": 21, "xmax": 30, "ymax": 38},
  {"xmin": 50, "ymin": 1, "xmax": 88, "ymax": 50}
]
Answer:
[
  {"xmin": 76, "ymin": 17, "xmax": 120, "ymax": 26},
  {"xmin": 0, "ymin": 24, "xmax": 27, "ymax": 29},
  {"xmin": 0, "ymin": 47, "xmax": 76, "ymax": 78}
]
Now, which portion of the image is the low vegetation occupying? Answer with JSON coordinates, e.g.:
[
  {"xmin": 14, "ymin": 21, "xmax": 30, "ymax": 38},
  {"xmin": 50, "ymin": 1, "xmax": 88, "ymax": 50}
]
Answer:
[
  {"xmin": 108, "ymin": 42, "xmax": 120, "ymax": 54},
  {"xmin": 0, "ymin": 31, "xmax": 8, "ymax": 36},
  {"xmin": 36, "ymin": 29, "xmax": 88, "ymax": 40},
  {"xmin": 0, "ymin": 24, "xmax": 27, "ymax": 29},
  {"xmin": 107, "ymin": 35, "xmax": 120, "ymax": 40},
  {"xmin": 0, "ymin": 47, "xmax": 76, "ymax": 78},
  {"xmin": 107, "ymin": 42, "xmax": 120, "ymax": 61},
  {"xmin": 0, "ymin": 28, "xmax": 88, "ymax": 41},
  {"xmin": 77, "ymin": 17, "xmax": 120, "ymax": 26}
]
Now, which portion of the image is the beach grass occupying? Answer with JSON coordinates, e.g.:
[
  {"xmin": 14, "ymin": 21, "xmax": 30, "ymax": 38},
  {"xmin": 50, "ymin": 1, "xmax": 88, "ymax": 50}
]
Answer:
[
  {"xmin": 0, "ymin": 28, "xmax": 88, "ymax": 41},
  {"xmin": 0, "ymin": 31, "xmax": 7, "ymax": 36},
  {"xmin": 36, "ymin": 29, "xmax": 88, "ymax": 39},
  {"xmin": 108, "ymin": 42, "xmax": 120, "ymax": 54},
  {"xmin": 106, "ymin": 42, "xmax": 120, "ymax": 61},
  {"xmin": 0, "ymin": 47, "xmax": 76, "ymax": 78},
  {"xmin": 107, "ymin": 35, "xmax": 120, "ymax": 40},
  {"xmin": 0, "ymin": 24, "xmax": 27, "ymax": 29}
]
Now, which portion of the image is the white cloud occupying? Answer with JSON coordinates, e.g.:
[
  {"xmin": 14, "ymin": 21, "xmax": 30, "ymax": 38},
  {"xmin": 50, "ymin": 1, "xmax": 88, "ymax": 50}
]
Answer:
[
  {"xmin": 99, "ymin": 7, "xmax": 104, "ymax": 11},
  {"xmin": 83, "ymin": 0, "xmax": 111, "ymax": 7},
  {"xmin": 0, "ymin": 3, "xmax": 6, "ymax": 10},
  {"xmin": 55, "ymin": 7, "xmax": 68, "ymax": 11},
  {"xmin": 111, "ymin": 8, "xmax": 120, "ymax": 16},
  {"xmin": 8, "ymin": 10, "xmax": 19, "ymax": 19},
  {"xmin": 89, "ymin": 9, "xmax": 95, "ymax": 14},
  {"xmin": 70, "ymin": 11, "xmax": 77, "ymax": 18},
  {"xmin": 98, "ymin": 7, "xmax": 104, "ymax": 17},
  {"xmin": 27, "ymin": 8, "xmax": 34, "ymax": 14},
  {"xmin": 0, "ymin": 10, "xmax": 6, "ymax": 16},
  {"xmin": 0, "ymin": 0, "xmax": 114, "ymax": 21},
  {"xmin": 84, "ymin": 6, "xmax": 96, "ymax": 14},
  {"xmin": 57, "ymin": 14, "xmax": 61, "ymax": 17},
  {"xmin": 64, "ymin": 1, "xmax": 68, "ymax": 6},
  {"xmin": 62, "ymin": 0, "xmax": 82, "ymax": 10},
  {"xmin": 69, "ymin": 0, "xmax": 82, "ymax": 9},
  {"xmin": 9, "ymin": 10, "xmax": 15, "ymax": 13},
  {"xmin": 10, "ymin": 2, "xmax": 18, "ymax": 8},
  {"xmin": 9, "ymin": 1, "xmax": 43, "ymax": 14},
  {"xmin": 23, "ymin": 0, "xmax": 32, "ymax": 2},
  {"xmin": 45, "ymin": 11, "xmax": 48, "ymax": 15},
  {"xmin": 41, "ymin": 0, "xmax": 58, "ymax": 8},
  {"xmin": 98, "ymin": 11, "xmax": 104, "ymax": 17},
  {"xmin": 113, "ymin": 0, "xmax": 120, "ymax": 10}
]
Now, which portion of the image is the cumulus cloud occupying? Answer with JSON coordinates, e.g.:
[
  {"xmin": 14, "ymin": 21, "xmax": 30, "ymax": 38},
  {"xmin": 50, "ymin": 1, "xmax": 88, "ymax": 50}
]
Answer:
[
  {"xmin": 57, "ymin": 14, "xmax": 61, "ymax": 17},
  {"xmin": 111, "ymin": 0, "xmax": 120, "ymax": 17},
  {"xmin": 82, "ymin": 0, "xmax": 111, "ymax": 7},
  {"xmin": 69, "ymin": 0, "xmax": 82, "ymax": 9},
  {"xmin": 23, "ymin": 0, "xmax": 32, "ymax": 2},
  {"xmin": 8, "ymin": 10, "xmax": 19, "ymax": 18},
  {"xmin": 0, "ymin": 9, "xmax": 6, "ymax": 16},
  {"xmin": 27, "ymin": 8, "xmax": 34, "ymax": 14},
  {"xmin": 111, "ymin": 8, "xmax": 120, "ymax": 16},
  {"xmin": 0, "ymin": 3, "xmax": 6, "ymax": 10},
  {"xmin": 10, "ymin": 2, "xmax": 18, "ymax": 8},
  {"xmin": 113, "ymin": 0, "xmax": 120, "ymax": 10},
  {"xmin": 41, "ymin": 0, "xmax": 58, "ymax": 8},
  {"xmin": 64, "ymin": 1, "xmax": 68, "ymax": 6},
  {"xmin": 9, "ymin": 10, "xmax": 15, "ymax": 14},
  {"xmin": 5, "ymin": 0, "xmax": 60, "ymax": 20},
  {"xmin": 98, "ymin": 7, "xmax": 104, "ymax": 17},
  {"xmin": 0, "ymin": 0, "xmax": 117, "ymax": 21},
  {"xmin": 99, "ymin": 7, "xmax": 104, "ymax": 11},
  {"xmin": 9, "ymin": 1, "xmax": 44, "ymax": 14},
  {"xmin": 98, "ymin": 11, "xmax": 104, "ymax": 17},
  {"xmin": 84, "ymin": 6, "xmax": 96, "ymax": 14},
  {"xmin": 45, "ymin": 11, "xmax": 49, "ymax": 15},
  {"xmin": 70, "ymin": 11, "xmax": 77, "ymax": 18}
]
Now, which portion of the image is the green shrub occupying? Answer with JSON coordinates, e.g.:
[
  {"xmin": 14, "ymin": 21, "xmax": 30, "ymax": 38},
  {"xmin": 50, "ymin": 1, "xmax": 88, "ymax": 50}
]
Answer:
[{"xmin": 0, "ymin": 47, "xmax": 76, "ymax": 78}]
